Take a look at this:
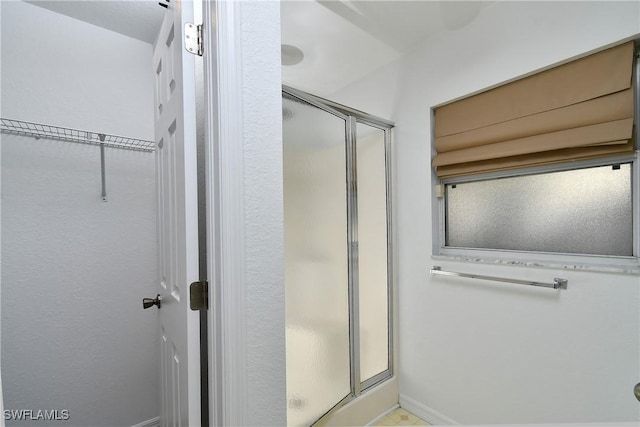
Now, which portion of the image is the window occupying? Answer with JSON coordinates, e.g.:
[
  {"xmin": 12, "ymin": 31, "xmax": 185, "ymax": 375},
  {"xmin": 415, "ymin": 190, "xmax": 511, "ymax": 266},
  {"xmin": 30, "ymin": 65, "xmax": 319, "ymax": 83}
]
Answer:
[
  {"xmin": 432, "ymin": 41, "xmax": 639, "ymax": 267},
  {"xmin": 443, "ymin": 162, "xmax": 634, "ymax": 257}
]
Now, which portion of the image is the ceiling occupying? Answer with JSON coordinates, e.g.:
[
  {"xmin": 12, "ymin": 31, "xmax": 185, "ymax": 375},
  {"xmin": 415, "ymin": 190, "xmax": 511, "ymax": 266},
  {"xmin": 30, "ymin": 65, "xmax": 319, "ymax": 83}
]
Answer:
[
  {"xmin": 281, "ymin": 1, "xmax": 492, "ymax": 96},
  {"xmin": 26, "ymin": 0, "xmax": 490, "ymax": 95},
  {"xmin": 26, "ymin": 0, "xmax": 165, "ymax": 44}
]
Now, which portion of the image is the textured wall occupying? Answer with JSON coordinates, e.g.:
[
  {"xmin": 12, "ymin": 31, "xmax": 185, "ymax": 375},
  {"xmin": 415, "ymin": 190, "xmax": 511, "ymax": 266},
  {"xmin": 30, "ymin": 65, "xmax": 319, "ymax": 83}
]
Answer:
[
  {"xmin": 1, "ymin": 2, "xmax": 158, "ymax": 426},
  {"xmin": 239, "ymin": 1, "xmax": 287, "ymax": 426},
  {"xmin": 331, "ymin": 1, "xmax": 640, "ymax": 424},
  {"xmin": 0, "ymin": 2, "xmax": 154, "ymax": 139}
]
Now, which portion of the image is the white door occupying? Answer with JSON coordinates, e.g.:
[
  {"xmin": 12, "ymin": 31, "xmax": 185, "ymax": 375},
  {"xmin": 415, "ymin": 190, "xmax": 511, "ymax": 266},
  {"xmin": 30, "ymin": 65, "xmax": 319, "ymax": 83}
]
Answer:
[{"xmin": 153, "ymin": 0, "xmax": 201, "ymax": 425}]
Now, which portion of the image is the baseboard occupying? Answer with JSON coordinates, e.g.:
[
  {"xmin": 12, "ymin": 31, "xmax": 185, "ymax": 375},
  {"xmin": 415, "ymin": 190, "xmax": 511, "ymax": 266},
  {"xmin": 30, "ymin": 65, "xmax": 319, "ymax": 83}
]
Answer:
[
  {"xmin": 131, "ymin": 416, "xmax": 160, "ymax": 427},
  {"xmin": 365, "ymin": 403, "xmax": 401, "ymax": 426},
  {"xmin": 399, "ymin": 394, "xmax": 459, "ymax": 426},
  {"xmin": 398, "ymin": 396, "xmax": 640, "ymax": 426}
]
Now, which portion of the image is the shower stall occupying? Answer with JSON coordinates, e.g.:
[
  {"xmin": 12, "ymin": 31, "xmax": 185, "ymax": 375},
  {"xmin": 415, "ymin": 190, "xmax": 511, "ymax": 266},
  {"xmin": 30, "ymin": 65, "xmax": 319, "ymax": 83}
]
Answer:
[{"xmin": 282, "ymin": 87, "xmax": 394, "ymax": 426}]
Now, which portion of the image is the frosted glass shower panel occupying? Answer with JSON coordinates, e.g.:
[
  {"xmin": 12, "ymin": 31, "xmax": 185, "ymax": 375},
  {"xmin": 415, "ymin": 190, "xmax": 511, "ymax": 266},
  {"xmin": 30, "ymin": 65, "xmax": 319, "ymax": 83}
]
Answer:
[
  {"xmin": 445, "ymin": 163, "xmax": 633, "ymax": 255},
  {"xmin": 356, "ymin": 123, "xmax": 389, "ymax": 383},
  {"xmin": 283, "ymin": 94, "xmax": 351, "ymax": 427}
]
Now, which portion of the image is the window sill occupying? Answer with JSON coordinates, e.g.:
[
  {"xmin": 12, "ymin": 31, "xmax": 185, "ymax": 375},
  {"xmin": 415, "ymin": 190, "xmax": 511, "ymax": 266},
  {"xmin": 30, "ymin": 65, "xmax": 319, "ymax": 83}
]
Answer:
[{"xmin": 432, "ymin": 251, "xmax": 640, "ymax": 276}]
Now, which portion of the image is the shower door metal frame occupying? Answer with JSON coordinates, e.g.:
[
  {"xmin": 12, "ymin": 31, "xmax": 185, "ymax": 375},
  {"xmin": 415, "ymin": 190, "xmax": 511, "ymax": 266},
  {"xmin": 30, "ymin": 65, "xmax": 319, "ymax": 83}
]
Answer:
[{"xmin": 283, "ymin": 85, "xmax": 395, "ymax": 424}]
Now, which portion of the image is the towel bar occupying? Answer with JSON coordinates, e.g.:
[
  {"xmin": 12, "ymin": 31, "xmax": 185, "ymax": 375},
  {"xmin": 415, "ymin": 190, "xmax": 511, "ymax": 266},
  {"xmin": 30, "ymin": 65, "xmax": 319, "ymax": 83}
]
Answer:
[{"xmin": 430, "ymin": 266, "xmax": 568, "ymax": 290}]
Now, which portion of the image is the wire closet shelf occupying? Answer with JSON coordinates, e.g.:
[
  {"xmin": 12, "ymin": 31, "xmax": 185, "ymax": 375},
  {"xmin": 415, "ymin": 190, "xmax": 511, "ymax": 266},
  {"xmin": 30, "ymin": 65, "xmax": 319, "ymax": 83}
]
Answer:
[{"xmin": 0, "ymin": 118, "xmax": 155, "ymax": 152}]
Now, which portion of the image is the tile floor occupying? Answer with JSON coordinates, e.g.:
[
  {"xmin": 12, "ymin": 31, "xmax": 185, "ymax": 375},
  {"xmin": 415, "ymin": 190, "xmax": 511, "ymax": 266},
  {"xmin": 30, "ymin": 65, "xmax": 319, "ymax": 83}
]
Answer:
[{"xmin": 373, "ymin": 408, "xmax": 430, "ymax": 426}]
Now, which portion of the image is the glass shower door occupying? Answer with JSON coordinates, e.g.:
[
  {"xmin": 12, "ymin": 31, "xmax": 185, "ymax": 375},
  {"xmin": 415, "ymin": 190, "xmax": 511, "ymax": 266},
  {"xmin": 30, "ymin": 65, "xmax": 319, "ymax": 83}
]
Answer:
[
  {"xmin": 283, "ymin": 93, "xmax": 351, "ymax": 427},
  {"xmin": 356, "ymin": 122, "xmax": 390, "ymax": 386}
]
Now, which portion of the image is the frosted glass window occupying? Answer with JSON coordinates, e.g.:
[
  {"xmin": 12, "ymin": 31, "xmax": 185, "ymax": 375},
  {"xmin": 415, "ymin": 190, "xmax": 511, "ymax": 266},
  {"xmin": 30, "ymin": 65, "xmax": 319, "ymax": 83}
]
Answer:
[
  {"xmin": 283, "ymin": 94, "xmax": 351, "ymax": 427},
  {"xmin": 356, "ymin": 123, "xmax": 389, "ymax": 383},
  {"xmin": 445, "ymin": 163, "xmax": 633, "ymax": 256}
]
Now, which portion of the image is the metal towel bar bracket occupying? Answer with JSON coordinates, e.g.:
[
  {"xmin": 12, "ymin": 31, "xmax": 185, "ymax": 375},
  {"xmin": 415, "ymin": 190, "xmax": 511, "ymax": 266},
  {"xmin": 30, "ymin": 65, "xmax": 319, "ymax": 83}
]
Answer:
[{"xmin": 430, "ymin": 266, "xmax": 568, "ymax": 290}]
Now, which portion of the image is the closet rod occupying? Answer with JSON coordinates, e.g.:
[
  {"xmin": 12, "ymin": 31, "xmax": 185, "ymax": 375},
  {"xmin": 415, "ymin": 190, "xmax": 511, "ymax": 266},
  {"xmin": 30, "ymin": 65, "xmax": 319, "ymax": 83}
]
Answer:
[
  {"xmin": 0, "ymin": 118, "xmax": 155, "ymax": 152},
  {"xmin": 430, "ymin": 266, "xmax": 568, "ymax": 290}
]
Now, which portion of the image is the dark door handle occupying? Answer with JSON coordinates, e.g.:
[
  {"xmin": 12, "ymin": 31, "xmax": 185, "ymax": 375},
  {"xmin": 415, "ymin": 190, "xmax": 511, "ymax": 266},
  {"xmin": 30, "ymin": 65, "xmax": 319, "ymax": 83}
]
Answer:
[
  {"xmin": 143, "ymin": 294, "xmax": 162, "ymax": 309},
  {"xmin": 635, "ymin": 383, "xmax": 640, "ymax": 402}
]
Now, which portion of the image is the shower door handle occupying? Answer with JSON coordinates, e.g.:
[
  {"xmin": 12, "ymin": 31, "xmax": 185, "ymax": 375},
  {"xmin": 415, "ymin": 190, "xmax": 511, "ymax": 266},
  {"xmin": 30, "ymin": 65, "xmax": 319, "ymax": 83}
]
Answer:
[
  {"xmin": 143, "ymin": 294, "xmax": 162, "ymax": 310},
  {"xmin": 635, "ymin": 383, "xmax": 640, "ymax": 402}
]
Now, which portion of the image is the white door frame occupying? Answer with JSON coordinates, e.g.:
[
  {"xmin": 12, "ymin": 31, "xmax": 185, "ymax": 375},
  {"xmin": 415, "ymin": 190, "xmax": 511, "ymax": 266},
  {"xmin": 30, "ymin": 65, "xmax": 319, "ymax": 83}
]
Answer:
[{"xmin": 202, "ymin": 0, "xmax": 247, "ymax": 425}]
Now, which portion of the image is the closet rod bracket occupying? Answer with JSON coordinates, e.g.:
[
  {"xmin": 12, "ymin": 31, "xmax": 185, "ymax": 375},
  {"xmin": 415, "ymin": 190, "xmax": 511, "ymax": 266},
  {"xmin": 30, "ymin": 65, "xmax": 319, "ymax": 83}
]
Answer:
[{"xmin": 99, "ymin": 133, "xmax": 108, "ymax": 202}]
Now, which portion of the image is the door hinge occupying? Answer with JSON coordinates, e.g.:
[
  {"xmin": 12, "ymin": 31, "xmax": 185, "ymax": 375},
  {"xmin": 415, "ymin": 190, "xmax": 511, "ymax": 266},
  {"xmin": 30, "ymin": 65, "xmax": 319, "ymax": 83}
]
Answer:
[
  {"xmin": 190, "ymin": 281, "xmax": 208, "ymax": 311},
  {"xmin": 185, "ymin": 23, "xmax": 203, "ymax": 56}
]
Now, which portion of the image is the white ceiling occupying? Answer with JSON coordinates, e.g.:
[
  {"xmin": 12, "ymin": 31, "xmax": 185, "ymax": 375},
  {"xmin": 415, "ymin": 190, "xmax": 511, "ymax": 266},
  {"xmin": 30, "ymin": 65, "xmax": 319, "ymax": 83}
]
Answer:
[
  {"xmin": 281, "ymin": 1, "xmax": 492, "ymax": 96},
  {"xmin": 26, "ymin": 0, "xmax": 165, "ymax": 44},
  {"xmin": 26, "ymin": 0, "xmax": 490, "ymax": 95}
]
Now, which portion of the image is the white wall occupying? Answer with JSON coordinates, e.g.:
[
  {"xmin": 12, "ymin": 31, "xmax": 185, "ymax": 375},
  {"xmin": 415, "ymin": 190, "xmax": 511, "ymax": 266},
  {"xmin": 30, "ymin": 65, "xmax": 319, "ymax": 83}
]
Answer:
[
  {"xmin": 332, "ymin": 1, "xmax": 640, "ymax": 424},
  {"xmin": 0, "ymin": 3, "xmax": 4, "ymax": 422},
  {"xmin": 239, "ymin": 1, "xmax": 287, "ymax": 426},
  {"xmin": 1, "ymin": 2, "xmax": 158, "ymax": 426}
]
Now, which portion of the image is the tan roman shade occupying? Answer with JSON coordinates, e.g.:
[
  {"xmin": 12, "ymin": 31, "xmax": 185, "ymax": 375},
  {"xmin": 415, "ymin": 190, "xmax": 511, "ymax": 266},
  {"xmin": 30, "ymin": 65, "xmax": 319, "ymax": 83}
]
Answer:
[{"xmin": 433, "ymin": 41, "xmax": 636, "ymax": 178}]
